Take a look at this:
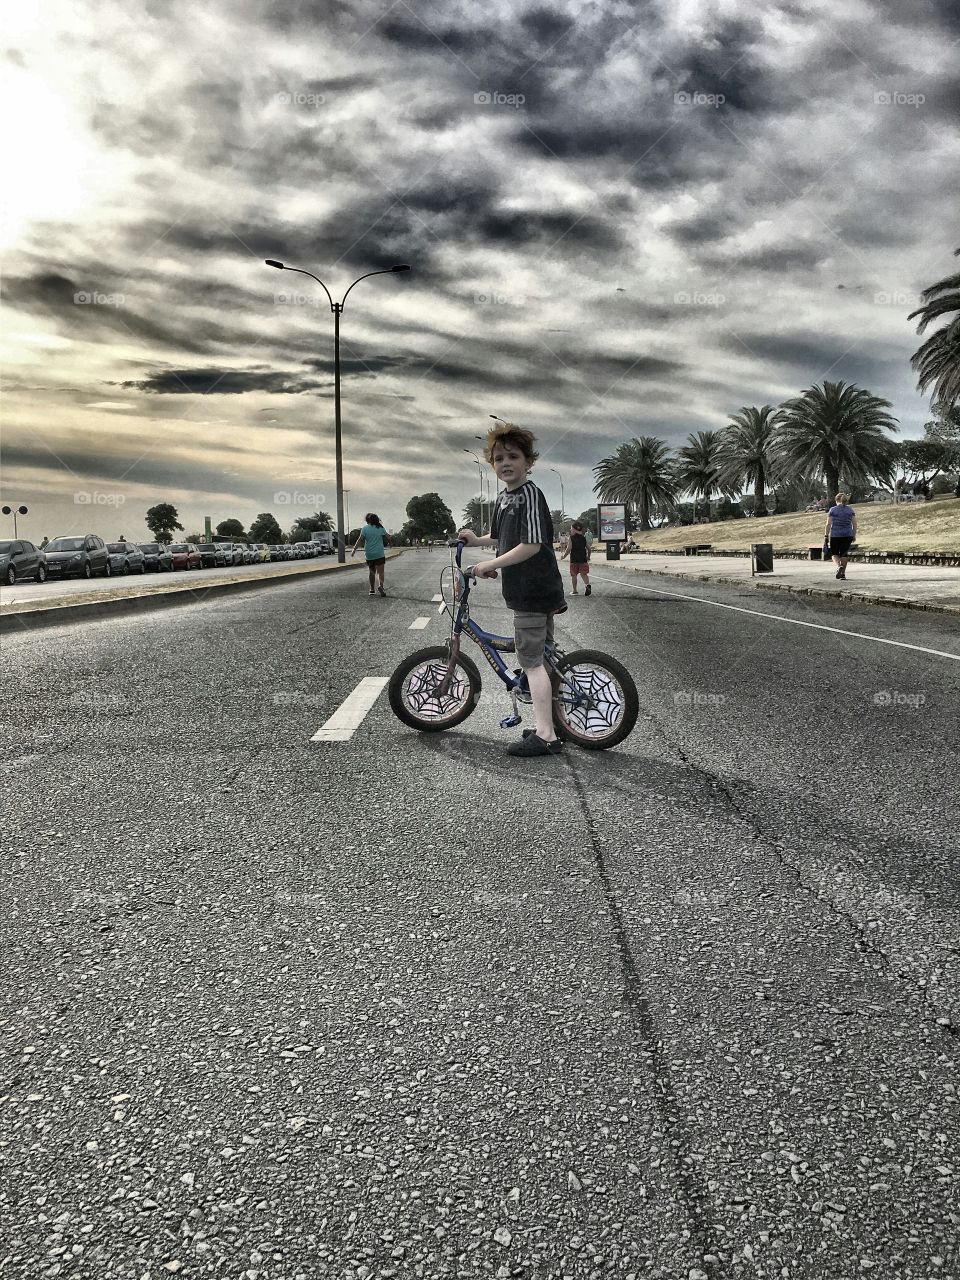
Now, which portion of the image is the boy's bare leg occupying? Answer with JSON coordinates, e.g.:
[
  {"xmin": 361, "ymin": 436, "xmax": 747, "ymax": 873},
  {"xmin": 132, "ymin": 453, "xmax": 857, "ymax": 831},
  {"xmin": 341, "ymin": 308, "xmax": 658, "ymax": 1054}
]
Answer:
[{"xmin": 526, "ymin": 664, "xmax": 558, "ymax": 741}]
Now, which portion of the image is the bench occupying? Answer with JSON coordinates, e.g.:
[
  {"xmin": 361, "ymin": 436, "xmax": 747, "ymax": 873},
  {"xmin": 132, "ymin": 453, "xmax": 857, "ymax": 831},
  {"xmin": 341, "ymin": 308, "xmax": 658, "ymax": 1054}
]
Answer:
[{"xmin": 683, "ymin": 544, "xmax": 712, "ymax": 556}]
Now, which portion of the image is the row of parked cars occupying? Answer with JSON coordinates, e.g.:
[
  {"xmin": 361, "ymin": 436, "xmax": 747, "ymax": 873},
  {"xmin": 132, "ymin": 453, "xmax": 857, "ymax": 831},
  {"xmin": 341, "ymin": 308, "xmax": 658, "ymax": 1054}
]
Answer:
[{"xmin": 0, "ymin": 535, "xmax": 333, "ymax": 585}]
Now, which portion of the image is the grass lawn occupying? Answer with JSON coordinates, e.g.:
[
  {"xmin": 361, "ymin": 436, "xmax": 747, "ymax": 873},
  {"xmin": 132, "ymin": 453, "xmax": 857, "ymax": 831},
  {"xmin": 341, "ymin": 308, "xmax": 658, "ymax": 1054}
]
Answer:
[{"xmin": 628, "ymin": 496, "xmax": 960, "ymax": 554}]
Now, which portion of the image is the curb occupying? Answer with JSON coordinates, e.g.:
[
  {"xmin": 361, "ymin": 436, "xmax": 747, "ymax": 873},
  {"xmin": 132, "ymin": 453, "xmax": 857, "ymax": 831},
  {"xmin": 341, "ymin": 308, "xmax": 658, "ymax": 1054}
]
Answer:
[
  {"xmin": 0, "ymin": 552, "xmax": 404, "ymax": 636},
  {"xmin": 609, "ymin": 563, "xmax": 960, "ymax": 616}
]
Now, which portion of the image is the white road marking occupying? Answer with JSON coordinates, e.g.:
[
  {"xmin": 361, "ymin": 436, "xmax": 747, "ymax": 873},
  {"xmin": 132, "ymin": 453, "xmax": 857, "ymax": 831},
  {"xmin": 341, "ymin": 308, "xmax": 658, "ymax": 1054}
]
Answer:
[
  {"xmin": 311, "ymin": 677, "xmax": 389, "ymax": 742},
  {"xmin": 432, "ymin": 593, "xmax": 442, "ymax": 602},
  {"xmin": 409, "ymin": 616, "xmax": 431, "ymax": 630},
  {"xmin": 597, "ymin": 573, "xmax": 960, "ymax": 661}
]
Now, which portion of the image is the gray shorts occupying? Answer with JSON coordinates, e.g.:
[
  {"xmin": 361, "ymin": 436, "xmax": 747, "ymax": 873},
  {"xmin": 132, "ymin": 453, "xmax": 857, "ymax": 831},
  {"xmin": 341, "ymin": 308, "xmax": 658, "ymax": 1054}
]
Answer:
[{"xmin": 514, "ymin": 611, "xmax": 555, "ymax": 669}]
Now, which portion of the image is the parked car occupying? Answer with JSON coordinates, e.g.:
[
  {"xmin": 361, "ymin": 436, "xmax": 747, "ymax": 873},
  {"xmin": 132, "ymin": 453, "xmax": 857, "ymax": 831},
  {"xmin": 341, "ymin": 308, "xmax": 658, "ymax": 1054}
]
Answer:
[
  {"xmin": 252, "ymin": 543, "xmax": 272, "ymax": 563},
  {"xmin": 106, "ymin": 542, "xmax": 146, "ymax": 575},
  {"xmin": 196, "ymin": 543, "xmax": 219, "ymax": 569},
  {"xmin": 268, "ymin": 545, "xmax": 284, "ymax": 562},
  {"xmin": 0, "ymin": 539, "xmax": 47, "ymax": 585},
  {"xmin": 138, "ymin": 542, "xmax": 174, "ymax": 572},
  {"xmin": 45, "ymin": 534, "xmax": 110, "ymax": 580},
  {"xmin": 241, "ymin": 545, "xmax": 256, "ymax": 565},
  {"xmin": 167, "ymin": 543, "xmax": 202, "ymax": 571}
]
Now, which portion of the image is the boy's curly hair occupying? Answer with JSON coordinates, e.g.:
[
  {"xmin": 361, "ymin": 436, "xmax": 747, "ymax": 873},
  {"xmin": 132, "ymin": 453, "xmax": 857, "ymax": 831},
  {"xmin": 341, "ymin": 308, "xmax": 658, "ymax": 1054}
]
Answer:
[{"xmin": 482, "ymin": 421, "xmax": 539, "ymax": 467}]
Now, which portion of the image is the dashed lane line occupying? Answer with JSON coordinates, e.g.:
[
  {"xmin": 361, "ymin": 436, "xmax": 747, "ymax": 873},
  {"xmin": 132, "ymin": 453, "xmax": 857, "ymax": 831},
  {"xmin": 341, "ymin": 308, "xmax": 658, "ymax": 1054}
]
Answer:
[
  {"xmin": 409, "ymin": 616, "xmax": 431, "ymax": 629},
  {"xmin": 594, "ymin": 573, "xmax": 960, "ymax": 661},
  {"xmin": 311, "ymin": 677, "xmax": 389, "ymax": 742}
]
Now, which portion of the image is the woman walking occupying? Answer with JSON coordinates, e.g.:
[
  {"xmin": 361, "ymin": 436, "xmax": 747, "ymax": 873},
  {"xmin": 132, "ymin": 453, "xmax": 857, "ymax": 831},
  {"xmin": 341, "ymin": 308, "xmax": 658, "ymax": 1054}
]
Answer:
[
  {"xmin": 824, "ymin": 492, "xmax": 858, "ymax": 580},
  {"xmin": 352, "ymin": 513, "xmax": 390, "ymax": 596}
]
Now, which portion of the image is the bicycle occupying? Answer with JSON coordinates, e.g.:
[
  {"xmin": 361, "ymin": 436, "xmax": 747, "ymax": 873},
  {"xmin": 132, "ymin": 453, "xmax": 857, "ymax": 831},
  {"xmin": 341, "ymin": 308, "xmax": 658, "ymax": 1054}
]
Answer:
[{"xmin": 388, "ymin": 540, "xmax": 639, "ymax": 749}]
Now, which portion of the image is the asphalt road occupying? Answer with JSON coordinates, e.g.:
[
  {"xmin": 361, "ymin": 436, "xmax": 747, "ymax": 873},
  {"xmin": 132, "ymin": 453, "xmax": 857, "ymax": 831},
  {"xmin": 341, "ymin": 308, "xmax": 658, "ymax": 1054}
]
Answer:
[{"xmin": 2, "ymin": 553, "xmax": 958, "ymax": 1279}]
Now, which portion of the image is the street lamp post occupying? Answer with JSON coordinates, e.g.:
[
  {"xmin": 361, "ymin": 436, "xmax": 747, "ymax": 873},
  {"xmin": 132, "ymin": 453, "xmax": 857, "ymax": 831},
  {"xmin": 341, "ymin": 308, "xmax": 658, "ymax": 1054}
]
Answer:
[
  {"xmin": 475, "ymin": 435, "xmax": 500, "ymax": 503},
  {"xmin": 463, "ymin": 450, "xmax": 486, "ymax": 531},
  {"xmin": 265, "ymin": 260, "xmax": 410, "ymax": 563},
  {"xmin": 549, "ymin": 468, "xmax": 564, "ymax": 523},
  {"xmin": 1, "ymin": 505, "xmax": 28, "ymax": 539},
  {"xmin": 343, "ymin": 489, "xmax": 351, "ymax": 538}
]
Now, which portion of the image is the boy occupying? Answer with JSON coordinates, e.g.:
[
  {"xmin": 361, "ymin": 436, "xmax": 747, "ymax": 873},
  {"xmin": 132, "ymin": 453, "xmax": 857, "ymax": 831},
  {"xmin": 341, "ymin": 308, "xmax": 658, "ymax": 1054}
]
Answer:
[
  {"xmin": 457, "ymin": 423, "xmax": 566, "ymax": 758},
  {"xmin": 560, "ymin": 521, "xmax": 592, "ymax": 596}
]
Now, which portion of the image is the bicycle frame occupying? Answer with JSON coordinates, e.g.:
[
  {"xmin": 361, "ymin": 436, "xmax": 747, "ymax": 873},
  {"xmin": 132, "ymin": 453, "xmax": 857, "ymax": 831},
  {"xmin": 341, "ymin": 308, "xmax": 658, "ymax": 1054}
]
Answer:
[{"xmin": 439, "ymin": 541, "xmax": 566, "ymax": 714}]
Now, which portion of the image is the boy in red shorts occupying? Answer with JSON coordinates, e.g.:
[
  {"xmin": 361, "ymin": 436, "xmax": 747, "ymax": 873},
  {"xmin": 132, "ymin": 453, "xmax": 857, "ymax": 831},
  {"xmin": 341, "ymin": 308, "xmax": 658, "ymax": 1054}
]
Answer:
[{"xmin": 560, "ymin": 521, "xmax": 592, "ymax": 595}]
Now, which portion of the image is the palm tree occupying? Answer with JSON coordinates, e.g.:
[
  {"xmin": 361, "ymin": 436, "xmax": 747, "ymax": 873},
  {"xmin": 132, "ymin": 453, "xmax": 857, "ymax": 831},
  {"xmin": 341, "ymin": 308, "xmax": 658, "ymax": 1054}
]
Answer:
[
  {"xmin": 774, "ymin": 381, "xmax": 898, "ymax": 498},
  {"xmin": 592, "ymin": 436, "xmax": 678, "ymax": 530},
  {"xmin": 909, "ymin": 247, "xmax": 960, "ymax": 408},
  {"xmin": 717, "ymin": 406, "xmax": 779, "ymax": 516},
  {"xmin": 675, "ymin": 429, "xmax": 730, "ymax": 521}
]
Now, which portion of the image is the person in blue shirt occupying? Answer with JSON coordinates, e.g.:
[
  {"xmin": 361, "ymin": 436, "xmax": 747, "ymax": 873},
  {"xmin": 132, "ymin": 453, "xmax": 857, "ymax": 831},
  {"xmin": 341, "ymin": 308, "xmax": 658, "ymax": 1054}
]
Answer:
[
  {"xmin": 824, "ymin": 492, "xmax": 858, "ymax": 580},
  {"xmin": 352, "ymin": 513, "xmax": 390, "ymax": 596}
]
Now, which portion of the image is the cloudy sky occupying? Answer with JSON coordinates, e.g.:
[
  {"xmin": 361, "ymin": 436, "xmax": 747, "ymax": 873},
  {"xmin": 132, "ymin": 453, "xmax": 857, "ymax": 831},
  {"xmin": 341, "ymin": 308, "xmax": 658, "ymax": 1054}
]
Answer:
[{"xmin": 3, "ymin": 0, "xmax": 958, "ymax": 541}]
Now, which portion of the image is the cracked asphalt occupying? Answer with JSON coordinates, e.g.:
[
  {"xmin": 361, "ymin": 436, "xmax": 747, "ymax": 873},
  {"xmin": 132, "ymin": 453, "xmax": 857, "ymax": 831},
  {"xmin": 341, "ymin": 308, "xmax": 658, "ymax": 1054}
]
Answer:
[{"xmin": 1, "ymin": 552, "xmax": 958, "ymax": 1279}]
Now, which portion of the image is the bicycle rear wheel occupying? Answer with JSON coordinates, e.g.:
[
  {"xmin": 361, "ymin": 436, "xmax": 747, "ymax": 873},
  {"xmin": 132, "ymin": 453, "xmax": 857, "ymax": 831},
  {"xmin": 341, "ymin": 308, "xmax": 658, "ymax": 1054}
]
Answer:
[
  {"xmin": 389, "ymin": 646, "xmax": 482, "ymax": 732},
  {"xmin": 551, "ymin": 649, "xmax": 638, "ymax": 749}
]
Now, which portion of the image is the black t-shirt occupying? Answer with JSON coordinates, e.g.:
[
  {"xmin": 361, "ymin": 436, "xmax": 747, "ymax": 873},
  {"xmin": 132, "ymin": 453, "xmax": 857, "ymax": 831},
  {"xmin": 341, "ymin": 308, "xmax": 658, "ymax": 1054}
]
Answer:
[
  {"xmin": 568, "ymin": 532, "xmax": 588, "ymax": 562},
  {"xmin": 490, "ymin": 481, "xmax": 565, "ymax": 613}
]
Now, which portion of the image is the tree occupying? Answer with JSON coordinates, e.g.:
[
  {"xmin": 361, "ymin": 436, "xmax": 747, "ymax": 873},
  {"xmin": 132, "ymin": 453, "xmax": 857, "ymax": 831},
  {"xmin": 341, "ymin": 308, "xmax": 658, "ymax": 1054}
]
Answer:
[
  {"xmin": 550, "ymin": 509, "xmax": 572, "ymax": 534},
  {"xmin": 288, "ymin": 511, "xmax": 334, "ymax": 543},
  {"xmin": 894, "ymin": 434, "xmax": 960, "ymax": 497},
  {"xmin": 576, "ymin": 508, "xmax": 599, "ymax": 535},
  {"xmin": 404, "ymin": 493, "xmax": 455, "ymax": 539},
  {"xmin": 774, "ymin": 380, "xmax": 899, "ymax": 499},
  {"xmin": 461, "ymin": 496, "xmax": 486, "ymax": 531},
  {"xmin": 216, "ymin": 518, "xmax": 246, "ymax": 541},
  {"xmin": 592, "ymin": 436, "xmax": 678, "ymax": 531},
  {"xmin": 909, "ymin": 247, "xmax": 960, "ymax": 408},
  {"xmin": 675, "ymin": 430, "xmax": 730, "ymax": 521},
  {"xmin": 249, "ymin": 513, "xmax": 284, "ymax": 544},
  {"xmin": 717, "ymin": 406, "xmax": 779, "ymax": 516},
  {"xmin": 145, "ymin": 503, "xmax": 183, "ymax": 543}
]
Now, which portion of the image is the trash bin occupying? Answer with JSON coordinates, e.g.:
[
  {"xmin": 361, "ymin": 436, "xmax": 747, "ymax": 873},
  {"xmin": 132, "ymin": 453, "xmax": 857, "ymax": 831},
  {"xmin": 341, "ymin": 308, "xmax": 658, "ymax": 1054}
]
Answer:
[
  {"xmin": 751, "ymin": 542, "xmax": 774, "ymax": 574},
  {"xmin": 605, "ymin": 541, "xmax": 621, "ymax": 561}
]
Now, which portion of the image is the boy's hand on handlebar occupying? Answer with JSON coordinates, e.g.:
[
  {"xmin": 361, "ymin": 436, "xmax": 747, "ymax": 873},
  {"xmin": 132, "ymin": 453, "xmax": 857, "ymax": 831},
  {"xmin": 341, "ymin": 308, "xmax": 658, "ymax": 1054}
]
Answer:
[
  {"xmin": 472, "ymin": 560, "xmax": 498, "ymax": 579},
  {"xmin": 456, "ymin": 527, "xmax": 478, "ymax": 545}
]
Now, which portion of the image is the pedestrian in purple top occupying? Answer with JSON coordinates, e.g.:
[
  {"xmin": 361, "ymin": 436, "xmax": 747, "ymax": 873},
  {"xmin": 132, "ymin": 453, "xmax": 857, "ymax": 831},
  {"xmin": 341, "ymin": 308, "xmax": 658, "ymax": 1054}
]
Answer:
[{"xmin": 824, "ymin": 492, "xmax": 858, "ymax": 580}]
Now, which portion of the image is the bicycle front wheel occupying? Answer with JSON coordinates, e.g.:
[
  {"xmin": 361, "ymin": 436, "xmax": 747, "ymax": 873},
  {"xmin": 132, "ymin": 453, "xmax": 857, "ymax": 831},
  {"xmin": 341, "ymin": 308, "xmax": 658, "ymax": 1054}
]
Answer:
[
  {"xmin": 389, "ymin": 646, "xmax": 482, "ymax": 732},
  {"xmin": 551, "ymin": 649, "xmax": 638, "ymax": 749}
]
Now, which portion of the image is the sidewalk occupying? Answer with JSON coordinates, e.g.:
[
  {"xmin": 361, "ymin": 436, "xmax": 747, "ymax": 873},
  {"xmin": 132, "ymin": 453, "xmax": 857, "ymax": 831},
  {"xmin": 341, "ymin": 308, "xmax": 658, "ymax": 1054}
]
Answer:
[
  {"xmin": 595, "ymin": 552, "xmax": 960, "ymax": 615},
  {"xmin": 0, "ymin": 552, "xmax": 404, "ymax": 634}
]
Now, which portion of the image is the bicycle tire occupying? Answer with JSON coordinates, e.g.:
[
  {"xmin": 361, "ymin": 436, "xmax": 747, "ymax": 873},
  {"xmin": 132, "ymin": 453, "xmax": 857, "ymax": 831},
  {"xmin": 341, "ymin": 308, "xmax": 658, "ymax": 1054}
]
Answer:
[
  {"xmin": 551, "ymin": 649, "xmax": 638, "ymax": 749},
  {"xmin": 389, "ymin": 646, "xmax": 482, "ymax": 732}
]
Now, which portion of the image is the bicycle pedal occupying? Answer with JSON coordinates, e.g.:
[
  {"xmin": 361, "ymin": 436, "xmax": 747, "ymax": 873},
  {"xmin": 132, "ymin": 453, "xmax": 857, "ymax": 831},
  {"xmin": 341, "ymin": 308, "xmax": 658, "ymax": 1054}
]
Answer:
[{"xmin": 499, "ymin": 715, "xmax": 522, "ymax": 729}]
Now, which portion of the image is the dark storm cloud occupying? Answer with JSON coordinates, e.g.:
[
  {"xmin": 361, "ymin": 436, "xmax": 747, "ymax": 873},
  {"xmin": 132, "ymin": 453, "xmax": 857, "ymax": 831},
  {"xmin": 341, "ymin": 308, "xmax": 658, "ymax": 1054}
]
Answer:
[
  {"xmin": 720, "ymin": 331, "xmax": 903, "ymax": 391},
  {"xmin": 2, "ymin": 442, "xmax": 297, "ymax": 509},
  {"xmin": 667, "ymin": 211, "xmax": 738, "ymax": 247},
  {"xmin": 119, "ymin": 368, "xmax": 332, "ymax": 395},
  {"xmin": 2, "ymin": 272, "xmax": 245, "ymax": 354},
  {"xmin": 703, "ymin": 245, "xmax": 828, "ymax": 273}
]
